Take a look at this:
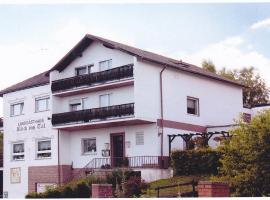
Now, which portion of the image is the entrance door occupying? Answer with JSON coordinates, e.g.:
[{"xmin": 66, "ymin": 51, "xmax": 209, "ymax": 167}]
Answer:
[{"xmin": 110, "ymin": 133, "xmax": 125, "ymax": 167}]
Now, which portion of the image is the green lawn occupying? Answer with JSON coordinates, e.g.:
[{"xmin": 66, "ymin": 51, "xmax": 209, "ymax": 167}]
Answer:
[{"xmin": 142, "ymin": 175, "xmax": 210, "ymax": 197}]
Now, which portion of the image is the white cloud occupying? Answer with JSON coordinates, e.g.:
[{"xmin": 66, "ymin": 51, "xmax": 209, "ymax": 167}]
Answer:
[
  {"xmin": 251, "ymin": 18, "xmax": 270, "ymax": 30},
  {"xmin": 171, "ymin": 36, "xmax": 270, "ymax": 86}
]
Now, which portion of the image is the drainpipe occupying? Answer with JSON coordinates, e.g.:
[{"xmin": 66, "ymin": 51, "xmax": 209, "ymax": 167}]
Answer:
[
  {"xmin": 57, "ymin": 129, "xmax": 61, "ymax": 185},
  {"xmin": 159, "ymin": 66, "xmax": 167, "ymax": 161}
]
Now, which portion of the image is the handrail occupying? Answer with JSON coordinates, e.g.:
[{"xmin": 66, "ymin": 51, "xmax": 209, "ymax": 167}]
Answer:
[
  {"xmin": 66, "ymin": 156, "xmax": 162, "ymax": 183},
  {"xmin": 51, "ymin": 64, "xmax": 133, "ymax": 92},
  {"xmin": 52, "ymin": 103, "xmax": 134, "ymax": 125}
]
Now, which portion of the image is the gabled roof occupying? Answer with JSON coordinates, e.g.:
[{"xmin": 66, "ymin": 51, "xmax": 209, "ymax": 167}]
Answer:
[
  {"xmin": 0, "ymin": 71, "xmax": 49, "ymax": 97},
  {"xmin": 47, "ymin": 34, "xmax": 243, "ymax": 87},
  {"xmin": 0, "ymin": 33, "xmax": 243, "ymax": 97}
]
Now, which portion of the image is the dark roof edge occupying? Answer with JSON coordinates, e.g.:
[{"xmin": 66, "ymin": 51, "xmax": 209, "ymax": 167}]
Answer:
[
  {"xmin": 0, "ymin": 82, "xmax": 49, "ymax": 97},
  {"xmin": 46, "ymin": 34, "xmax": 243, "ymax": 88}
]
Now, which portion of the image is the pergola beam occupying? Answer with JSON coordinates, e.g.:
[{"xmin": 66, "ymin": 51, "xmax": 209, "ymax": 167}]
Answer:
[{"xmin": 167, "ymin": 131, "xmax": 230, "ymax": 157}]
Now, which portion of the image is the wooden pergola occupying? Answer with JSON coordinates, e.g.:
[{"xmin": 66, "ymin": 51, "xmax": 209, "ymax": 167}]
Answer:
[{"xmin": 168, "ymin": 131, "xmax": 231, "ymax": 156}]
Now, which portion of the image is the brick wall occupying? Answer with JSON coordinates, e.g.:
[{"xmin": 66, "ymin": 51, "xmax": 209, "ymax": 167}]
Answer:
[
  {"xmin": 92, "ymin": 184, "xmax": 113, "ymax": 198},
  {"xmin": 28, "ymin": 165, "xmax": 72, "ymax": 193},
  {"xmin": 198, "ymin": 181, "xmax": 230, "ymax": 197}
]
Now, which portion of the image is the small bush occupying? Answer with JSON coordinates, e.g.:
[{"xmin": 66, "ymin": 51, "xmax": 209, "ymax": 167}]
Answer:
[
  {"xmin": 171, "ymin": 149, "xmax": 221, "ymax": 176},
  {"xmin": 26, "ymin": 175, "xmax": 106, "ymax": 198},
  {"xmin": 61, "ymin": 186, "xmax": 74, "ymax": 198},
  {"xmin": 73, "ymin": 181, "xmax": 90, "ymax": 198},
  {"xmin": 124, "ymin": 176, "xmax": 148, "ymax": 197}
]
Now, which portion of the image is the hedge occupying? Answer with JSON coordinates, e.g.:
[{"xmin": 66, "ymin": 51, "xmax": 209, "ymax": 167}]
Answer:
[
  {"xmin": 25, "ymin": 169, "xmax": 145, "ymax": 198},
  {"xmin": 171, "ymin": 149, "xmax": 221, "ymax": 176},
  {"xmin": 25, "ymin": 176, "xmax": 106, "ymax": 198}
]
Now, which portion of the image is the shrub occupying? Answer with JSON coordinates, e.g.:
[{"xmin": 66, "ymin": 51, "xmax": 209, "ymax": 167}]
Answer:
[
  {"xmin": 25, "ymin": 175, "xmax": 106, "ymax": 198},
  {"xmin": 61, "ymin": 186, "xmax": 74, "ymax": 198},
  {"xmin": 171, "ymin": 149, "xmax": 221, "ymax": 176},
  {"xmin": 218, "ymin": 110, "xmax": 270, "ymax": 196},
  {"xmin": 124, "ymin": 176, "xmax": 148, "ymax": 197},
  {"xmin": 106, "ymin": 169, "xmax": 146, "ymax": 197},
  {"xmin": 73, "ymin": 181, "xmax": 90, "ymax": 198}
]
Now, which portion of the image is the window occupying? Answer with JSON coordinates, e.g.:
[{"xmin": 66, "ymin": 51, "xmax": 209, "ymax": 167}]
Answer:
[
  {"xmin": 99, "ymin": 94, "xmax": 110, "ymax": 107},
  {"xmin": 10, "ymin": 102, "xmax": 24, "ymax": 116},
  {"xmin": 70, "ymin": 103, "xmax": 81, "ymax": 111},
  {"xmin": 82, "ymin": 97, "xmax": 90, "ymax": 110},
  {"xmin": 12, "ymin": 142, "xmax": 24, "ymax": 161},
  {"xmin": 69, "ymin": 98, "xmax": 90, "ymax": 111},
  {"xmin": 75, "ymin": 67, "xmax": 87, "ymax": 76},
  {"xmin": 36, "ymin": 139, "xmax": 51, "ymax": 159},
  {"xmin": 187, "ymin": 97, "xmax": 199, "ymax": 115},
  {"xmin": 136, "ymin": 132, "xmax": 144, "ymax": 145},
  {"xmin": 82, "ymin": 138, "xmax": 97, "ymax": 154},
  {"xmin": 99, "ymin": 59, "xmax": 112, "ymax": 71},
  {"xmin": 75, "ymin": 65, "xmax": 93, "ymax": 76},
  {"xmin": 35, "ymin": 97, "xmax": 50, "ymax": 112}
]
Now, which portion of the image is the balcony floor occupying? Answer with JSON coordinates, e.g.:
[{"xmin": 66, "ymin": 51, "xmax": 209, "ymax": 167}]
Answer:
[
  {"xmin": 53, "ymin": 78, "xmax": 134, "ymax": 97},
  {"xmin": 53, "ymin": 118, "xmax": 156, "ymax": 131}
]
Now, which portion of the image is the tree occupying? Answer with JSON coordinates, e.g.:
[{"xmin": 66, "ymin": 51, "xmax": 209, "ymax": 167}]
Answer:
[
  {"xmin": 218, "ymin": 67, "xmax": 269, "ymax": 107},
  {"xmin": 218, "ymin": 110, "xmax": 270, "ymax": 196},
  {"xmin": 201, "ymin": 59, "xmax": 269, "ymax": 107},
  {"xmin": 202, "ymin": 59, "xmax": 216, "ymax": 73}
]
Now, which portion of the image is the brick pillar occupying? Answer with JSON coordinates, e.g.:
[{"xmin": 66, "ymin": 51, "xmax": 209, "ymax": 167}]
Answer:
[
  {"xmin": 198, "ymin": 181, "xmax": 230, "ymax": 197},
  {"xmin": 92, "ymin": 184, "xmax": 113, "ymax": 198}
]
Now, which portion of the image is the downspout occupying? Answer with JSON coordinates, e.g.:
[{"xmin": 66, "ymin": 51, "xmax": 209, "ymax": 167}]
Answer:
[
  {"xmin": 57, "ymin": 129, "xmax": 61, "ymax": 185},
  {"xmin": 160, "ymin": 66, "xmax": 167, "ymax": 159}
]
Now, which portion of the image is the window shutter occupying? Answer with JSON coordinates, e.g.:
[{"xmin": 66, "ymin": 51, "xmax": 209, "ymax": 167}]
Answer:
[{"xmin": 136, "ymin": 132, "xmax": 144, "ymax": 145}]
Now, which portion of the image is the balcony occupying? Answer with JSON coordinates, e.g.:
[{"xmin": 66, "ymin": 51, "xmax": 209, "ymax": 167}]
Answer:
[
  {"xmin": 51, "ymin": 64, "xmax": 134, "ymax": 94},
  {"xmin": 52, "ymin": 103, "xmax": 135, "ymax": 126}
]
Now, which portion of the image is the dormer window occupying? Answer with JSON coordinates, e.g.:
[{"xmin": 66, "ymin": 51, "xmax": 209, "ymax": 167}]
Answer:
[{"xmin": 99, "ymin": 59, "xmax": 112, "ymax": 71}]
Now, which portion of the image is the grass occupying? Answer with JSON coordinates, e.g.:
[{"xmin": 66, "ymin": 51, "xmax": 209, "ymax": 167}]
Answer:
[{"xmin": 142, "ymin": 175, "xmax": 210, "ymax": 197}]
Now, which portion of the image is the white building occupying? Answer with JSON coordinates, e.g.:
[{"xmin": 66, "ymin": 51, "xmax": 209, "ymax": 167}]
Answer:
[{"xmin": 0, "ymin": 34, "xmax": 261, "ymax": 198}]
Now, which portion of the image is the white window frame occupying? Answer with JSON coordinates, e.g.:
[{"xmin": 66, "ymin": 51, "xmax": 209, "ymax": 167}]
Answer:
[
  {"xmin": 187, "ymin": 97, "xmax": 200, "ymax": 116},
  {"xmin": 35, "ymin": 96, "xmax": 50, "ymax": 113},
  {"xmin": 82, "ymin": 97, "xmax": 90, "ymax": 110},
  {"xmin": 36, "ymin": 139, "xmax": 52, "ymax": 159},
  {"xmin": 81, "ymin": 138, "xmax": 97, "ymax": 155},
  {"xmin": 11, "ymin": 142, "xmax": 25, "ymax": 161},
  {"xmin": 70, "ymin": 102, "xmax": 81, "ymax": 111},
  {"xmin": 75, "ymin": 66, "xmax": 87, "ymax": 76},
  {"xmin": 75, "ymin": 64, "xmax": 94, "ymax": 76},
  {"xmin": 99, "ymin": 94, "xmax": 110, "ymax": 108},
  {"xmin": 99, "ymin": 59, "xmax": 112, "ymax": 71},
  {"xmin": 10, "ymin": 102, "xmax": 24, "ymax": 117}
]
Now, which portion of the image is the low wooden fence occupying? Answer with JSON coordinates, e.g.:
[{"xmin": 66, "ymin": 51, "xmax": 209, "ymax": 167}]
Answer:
[{"xmin": 154, "ymin": 180, "xmax": 198, "ymax": 197}]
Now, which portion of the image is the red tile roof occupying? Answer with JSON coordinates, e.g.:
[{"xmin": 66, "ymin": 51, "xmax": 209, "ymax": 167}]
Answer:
[{"xmin": 0, "ymin": 33, "xmax": 243, "ymax": 97}]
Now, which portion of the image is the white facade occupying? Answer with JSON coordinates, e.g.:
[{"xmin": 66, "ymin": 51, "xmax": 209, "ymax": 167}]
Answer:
[{"xmin": 1, "ymin": 36, "xmax": 255, "ymax": 198}]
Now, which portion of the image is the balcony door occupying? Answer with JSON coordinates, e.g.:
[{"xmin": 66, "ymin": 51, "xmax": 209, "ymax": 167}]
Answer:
[{"xmin": 110, "ymin": 133, "xmax": 125, "ymax": 167}]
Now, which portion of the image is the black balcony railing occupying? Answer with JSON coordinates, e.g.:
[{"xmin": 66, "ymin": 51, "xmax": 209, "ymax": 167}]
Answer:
[
  {"xmin": 51, "ymin": 64, "xmax": 133, "ymax": 92},
  {"xmin": 52, "ymin": 103, "xmax": 134, "ymax": 126}
]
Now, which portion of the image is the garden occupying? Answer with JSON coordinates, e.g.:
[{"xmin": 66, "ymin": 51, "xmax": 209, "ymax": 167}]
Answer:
[{"xmin": 26, "ymin": 110, "xmax": 270, "ymax": 197}]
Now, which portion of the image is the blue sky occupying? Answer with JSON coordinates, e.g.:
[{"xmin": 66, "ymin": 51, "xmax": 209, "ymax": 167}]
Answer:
[{"xmin": 0, "ymin": 3, "xmax": 270, "ymax": 116}]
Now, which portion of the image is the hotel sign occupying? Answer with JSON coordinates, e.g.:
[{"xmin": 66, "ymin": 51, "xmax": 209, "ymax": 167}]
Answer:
[{"xmin": 17, "ymin": 118, "xmax": 46, "ymax": 132}]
